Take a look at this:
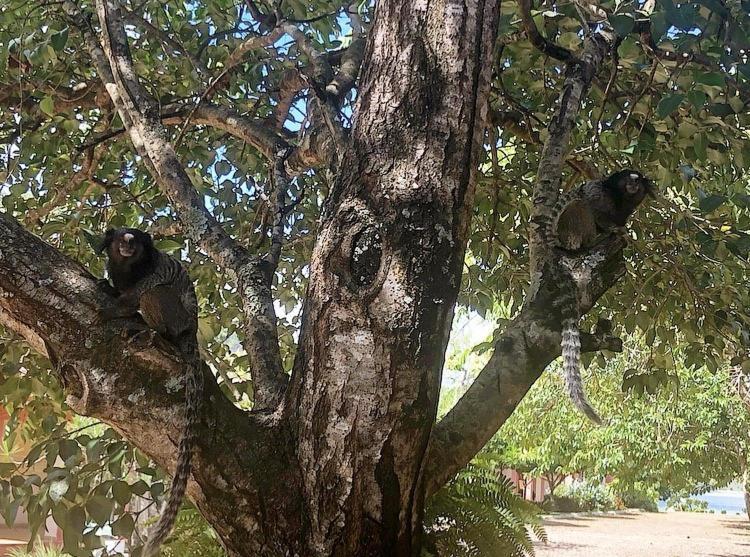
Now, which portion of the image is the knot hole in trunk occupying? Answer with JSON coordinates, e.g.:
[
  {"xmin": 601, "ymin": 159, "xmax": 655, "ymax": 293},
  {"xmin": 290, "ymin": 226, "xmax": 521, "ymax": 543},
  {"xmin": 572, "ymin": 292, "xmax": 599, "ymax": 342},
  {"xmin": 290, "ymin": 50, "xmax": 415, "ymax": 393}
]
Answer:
[{"xmin": 350, "ymin": 226, "xmax": 382, "ymax": 290}]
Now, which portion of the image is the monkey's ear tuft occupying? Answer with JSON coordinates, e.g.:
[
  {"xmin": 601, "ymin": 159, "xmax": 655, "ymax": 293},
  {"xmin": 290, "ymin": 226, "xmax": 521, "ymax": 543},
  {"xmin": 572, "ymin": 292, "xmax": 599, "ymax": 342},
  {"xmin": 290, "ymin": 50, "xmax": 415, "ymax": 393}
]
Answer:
[
  {"xmin": 96, "ymin": 229, "xmax": 116, "ymax": 254},
  {"xmin": 138, "ymin": 229, "xmax": 155, "ymax": 251}
]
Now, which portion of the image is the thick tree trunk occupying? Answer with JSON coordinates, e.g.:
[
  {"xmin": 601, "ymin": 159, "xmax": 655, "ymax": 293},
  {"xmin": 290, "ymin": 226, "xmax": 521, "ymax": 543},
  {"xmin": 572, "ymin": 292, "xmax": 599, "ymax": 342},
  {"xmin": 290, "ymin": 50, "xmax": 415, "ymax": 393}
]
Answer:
[
  {"xmin": 286, "ymin": 1, "xmax": 499, "ymax": 554},
  {"xmin": 743, "ymin": 467, "xmax": 750, "ymax": 522},
  {"xmin": 2, "ymin": 0, "xmax": 499, "ymax": 555}
]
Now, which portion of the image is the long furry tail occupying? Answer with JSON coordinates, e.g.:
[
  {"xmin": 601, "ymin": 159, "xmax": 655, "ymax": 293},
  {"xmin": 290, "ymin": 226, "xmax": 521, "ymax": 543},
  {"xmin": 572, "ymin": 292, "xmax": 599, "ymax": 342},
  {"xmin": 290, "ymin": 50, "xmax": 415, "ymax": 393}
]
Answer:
[
  {"xmin": 561, "ymin": 309, "xmax": 603, "ymax": 425},
  {"xmin": 142, "ymin": 344, "xmax": 203, "ymax": 557}
]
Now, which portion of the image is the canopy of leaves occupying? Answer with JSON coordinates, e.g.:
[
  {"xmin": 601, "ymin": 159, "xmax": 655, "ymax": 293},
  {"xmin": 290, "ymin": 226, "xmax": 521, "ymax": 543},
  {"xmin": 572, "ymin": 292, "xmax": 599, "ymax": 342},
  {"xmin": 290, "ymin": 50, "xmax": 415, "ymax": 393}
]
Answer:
[{"xmin": 493, "ymin": 341, "xmax": 750, "ymax": 500}]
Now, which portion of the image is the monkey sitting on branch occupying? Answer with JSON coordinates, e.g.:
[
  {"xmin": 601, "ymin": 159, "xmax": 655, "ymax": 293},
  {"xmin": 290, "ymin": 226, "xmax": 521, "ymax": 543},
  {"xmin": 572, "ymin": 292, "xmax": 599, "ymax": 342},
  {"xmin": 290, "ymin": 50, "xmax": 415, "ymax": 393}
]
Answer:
[
  {"xmin": 539, "ymin": 170, "xmax": 655, "ymax": 424},
  {"xmin": 97, "ymin": 228, "xmax": 203, "ymax": 557}
]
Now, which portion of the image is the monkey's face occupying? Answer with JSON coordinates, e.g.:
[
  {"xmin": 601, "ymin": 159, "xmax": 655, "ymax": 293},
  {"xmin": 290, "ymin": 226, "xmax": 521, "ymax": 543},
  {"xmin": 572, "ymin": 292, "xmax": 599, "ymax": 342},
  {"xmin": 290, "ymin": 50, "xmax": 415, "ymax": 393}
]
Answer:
[
  {"xmin": 612, "ymin": 170, "xmax": 655, "ymax": 206},
  {"xmin": 100, "ymin": 228, "xmax": 153, "ymax": 263}
]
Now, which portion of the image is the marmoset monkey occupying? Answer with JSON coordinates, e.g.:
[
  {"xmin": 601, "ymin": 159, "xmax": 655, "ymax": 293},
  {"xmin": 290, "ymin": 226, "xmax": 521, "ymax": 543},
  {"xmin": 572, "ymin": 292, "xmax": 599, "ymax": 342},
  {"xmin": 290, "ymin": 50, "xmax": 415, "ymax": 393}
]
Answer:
[
  {"xmin": 541, "ymin": 170, "xmax": 654, "ymax": 423},
  {"xmin": 98, "ymin": 228, "xmax": 202, "ymax": 557}
]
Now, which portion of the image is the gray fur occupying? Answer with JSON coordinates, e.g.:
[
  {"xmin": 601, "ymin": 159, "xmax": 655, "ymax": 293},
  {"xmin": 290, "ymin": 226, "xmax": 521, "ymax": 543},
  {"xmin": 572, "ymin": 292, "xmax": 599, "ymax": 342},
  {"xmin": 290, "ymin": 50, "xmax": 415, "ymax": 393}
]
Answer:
[
  {"xmin": 541, "ymin": 171, "xmax": 653, "ymax": 423},
  {"xmin": 100, "ymin": 228, "xmax": 203, "ymax": 557}
]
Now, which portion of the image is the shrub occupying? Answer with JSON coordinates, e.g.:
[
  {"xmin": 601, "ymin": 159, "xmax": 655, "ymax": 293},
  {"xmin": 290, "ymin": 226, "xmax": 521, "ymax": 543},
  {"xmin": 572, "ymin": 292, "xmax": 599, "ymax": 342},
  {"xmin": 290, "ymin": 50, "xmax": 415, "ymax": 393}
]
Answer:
[
  {"xmin": 8, "ymin": 545, "xmax": 65, "ymax": 557},
  {"xmin": 159, "ymin": 507, "xmax": 225, "ymax": 557},
  {"xmin": 618, "ymin": 490, "xmax": 659, "ymax": 512},
  {"xmin": 550, "ymin": 481, "xmax": 617, "ymax": 512},
  {"xmin": 667, "ymin": 496, "xmax": 708, "ymax": 513}
]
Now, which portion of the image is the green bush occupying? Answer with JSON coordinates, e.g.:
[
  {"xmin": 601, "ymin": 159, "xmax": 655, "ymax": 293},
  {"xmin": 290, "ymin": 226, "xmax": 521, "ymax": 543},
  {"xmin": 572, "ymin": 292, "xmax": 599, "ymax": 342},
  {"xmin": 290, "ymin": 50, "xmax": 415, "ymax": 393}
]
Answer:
[
  {"xmin": 617, "ymin": 490, "xmax": 659, "ymax": 512},
  {"xmin": 158, "ymin": 507, "xmax": 225, "ymax": 557},
  {"xmin": 8, "ymin": 545, "xmax": 65, "ymax": 557},
  {"xmin": 666, "ymin": 496, "xmax": 708, "ymax": 513},
  {"xmin": 542, "ymin": 494, "xmax": 580, "ymax": 513},
  {"xmin": 549, "ymin": 482, "xmax": 617, "ymax": 512}
]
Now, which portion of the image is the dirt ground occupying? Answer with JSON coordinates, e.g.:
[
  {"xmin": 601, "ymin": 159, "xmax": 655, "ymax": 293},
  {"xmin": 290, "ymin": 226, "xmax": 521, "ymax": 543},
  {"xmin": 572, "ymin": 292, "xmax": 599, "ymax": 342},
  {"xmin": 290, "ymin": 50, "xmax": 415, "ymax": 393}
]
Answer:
[{"xmin": 533, "ymin": 511, "xmax": 750, "ymax": 557}]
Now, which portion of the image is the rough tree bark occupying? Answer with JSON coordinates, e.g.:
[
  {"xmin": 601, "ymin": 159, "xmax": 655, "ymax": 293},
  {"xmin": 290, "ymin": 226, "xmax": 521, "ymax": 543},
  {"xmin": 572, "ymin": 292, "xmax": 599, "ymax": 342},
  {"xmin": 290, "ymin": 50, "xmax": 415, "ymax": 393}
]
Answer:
[{"xmin": 0, "ymin": 0, "xmax": 630, "ymax": 555}]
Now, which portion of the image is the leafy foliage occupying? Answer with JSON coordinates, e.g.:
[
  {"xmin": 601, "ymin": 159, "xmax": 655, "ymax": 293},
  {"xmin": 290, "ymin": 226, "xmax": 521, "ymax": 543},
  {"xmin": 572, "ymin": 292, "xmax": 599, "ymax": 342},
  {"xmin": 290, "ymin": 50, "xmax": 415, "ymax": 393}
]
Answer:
[
  {"xmin": 8, "ymin": 545, "xmax": 65, "ymax": 557},
  {"xmin": 160, "ymin": 508, "xmax": 224, "ymax": 557},
  {"xmin": 492, "ymin": 340, "xmax": 750, "ymax": 503},
  {"xmin": 549, "ymin": 482, "xmax": 617, "ymax": 512},
  {"xmin": 424, "ymin": 461, "xmax": 546, "ymax": 557}
]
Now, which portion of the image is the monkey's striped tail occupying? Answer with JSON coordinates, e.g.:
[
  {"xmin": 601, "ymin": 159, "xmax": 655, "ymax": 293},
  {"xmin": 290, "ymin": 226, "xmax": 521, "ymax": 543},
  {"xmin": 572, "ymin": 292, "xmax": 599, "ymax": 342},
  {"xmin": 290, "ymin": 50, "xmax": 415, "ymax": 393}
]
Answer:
[
  {"xmin": 561, "ymin": 305, "xmax": 603, "ymax": 425},
  {"xmin": 142, "ymin": 345, "xmax": 203, "ymax": 557}
]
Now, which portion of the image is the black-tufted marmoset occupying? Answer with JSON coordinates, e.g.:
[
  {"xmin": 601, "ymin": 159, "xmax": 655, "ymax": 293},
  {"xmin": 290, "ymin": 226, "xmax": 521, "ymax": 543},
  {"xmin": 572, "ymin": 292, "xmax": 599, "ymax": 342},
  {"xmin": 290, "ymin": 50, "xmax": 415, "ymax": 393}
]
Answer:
[
  {"xmin": 97, "ymin": 228, "xmax": 203, "ymax": 557},
  {"xmin": 540, "ymin": 170, "xmax": 654, "ymax": 424}
]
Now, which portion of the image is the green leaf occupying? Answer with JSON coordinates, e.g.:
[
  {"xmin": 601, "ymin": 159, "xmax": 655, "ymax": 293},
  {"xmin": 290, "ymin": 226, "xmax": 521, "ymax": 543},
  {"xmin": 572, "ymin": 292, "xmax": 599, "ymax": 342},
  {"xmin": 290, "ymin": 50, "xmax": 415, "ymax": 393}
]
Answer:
[
  {"xmin": 694, "ymin": 133, "xmax": 707, "ymax": 161},
  {"xmin": 111, "ymin": 513, "xmax": 135, "ymax": 537},
  {"xmin": 699, "ymin": 194, "xmax": 725, "ymax": 213},
  {"xmin": 707, "ymin": 103, "xmax": 734, "ymax": 117},
  {"xmin": 609, "ymin": 14, "xmax": 634, "ymax": 36},
  {"xmin": 214, "ymin": 160, "xmax": 232, "ymax": 176},
  {"xmin": 656, "ymin": 94, "xmax": 683, "ymax": 118},
  {"xmin": 59, "ymin": 439, "xmax": 79, "ymax": 461},
  {"xmin": 39, "ymin": 96, "xmax": 55, "ymax": 117},
  {"xmin": 112, "ymin": 480, "xmax": 131, "ymax": 506},
  {"xmin": 687, "ymin": 90, "xmax": 706, "ymax": 108},
  {"xmin": 694, "ymin": 71, "xmax": 725, "ymax": 87},
  {"xmin": 51, "ymin": 28, "xmax": 69, "ymax": 52},
  {"xmin": 154, "ymin": 239, "xmax": 184, "ymax": 253},
  {"xmin": 86, "ymin": 495, "xmax": 114, "ymax": 526}
]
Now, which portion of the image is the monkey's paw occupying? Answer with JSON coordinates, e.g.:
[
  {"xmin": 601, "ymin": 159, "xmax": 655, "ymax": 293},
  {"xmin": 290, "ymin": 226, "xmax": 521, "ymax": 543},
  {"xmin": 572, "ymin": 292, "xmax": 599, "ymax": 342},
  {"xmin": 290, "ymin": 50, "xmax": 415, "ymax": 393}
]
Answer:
[{"xmin": 96, "ymin": 279, "xmax": 118, "ymax": 297}]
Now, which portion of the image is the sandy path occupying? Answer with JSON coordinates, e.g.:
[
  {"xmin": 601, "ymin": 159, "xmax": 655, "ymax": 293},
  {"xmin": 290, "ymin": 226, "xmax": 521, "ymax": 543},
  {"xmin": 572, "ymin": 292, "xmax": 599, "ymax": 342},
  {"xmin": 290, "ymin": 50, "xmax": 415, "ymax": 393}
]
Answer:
[{"xmin": 533, "ymin": 511, "xmax": 750, "ymax": 557}]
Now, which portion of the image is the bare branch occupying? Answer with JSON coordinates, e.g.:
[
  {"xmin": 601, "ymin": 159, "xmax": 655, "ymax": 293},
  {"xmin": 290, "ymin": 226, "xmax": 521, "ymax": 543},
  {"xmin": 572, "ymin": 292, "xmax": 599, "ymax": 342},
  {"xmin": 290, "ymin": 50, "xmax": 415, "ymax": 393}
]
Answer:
[
  {"xmin": 274, "ymin": 69, "xmax": 305, "ymax": 129},
  {"xmin": 265, "ymin": 147, "xmax": 294, "ymax": 275},
  {"xmin": 528, "ymin": 34, "xmax": 609, "ymax": 273},
  {"xmin": 324, "ymin": 37, "xmax": 365, "ymax": 99},
  {"xmin": 77, "ymin": 103, "xmax": 337, "ymax": 174},
  {"xmin": 517, "ymin": 0, "xmax": 577, "ymax": 62},
  {"xmin": 325, "ymin": 6, "xmax": 366, "ymax": 100}
]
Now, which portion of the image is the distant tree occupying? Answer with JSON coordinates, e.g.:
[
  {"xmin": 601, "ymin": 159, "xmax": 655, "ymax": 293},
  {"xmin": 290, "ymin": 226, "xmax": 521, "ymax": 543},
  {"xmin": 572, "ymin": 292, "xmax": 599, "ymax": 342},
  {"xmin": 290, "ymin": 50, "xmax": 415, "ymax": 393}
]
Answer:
[{"xmin": 495, "ymin": 342, "xmax": 750, "ymax": 514}]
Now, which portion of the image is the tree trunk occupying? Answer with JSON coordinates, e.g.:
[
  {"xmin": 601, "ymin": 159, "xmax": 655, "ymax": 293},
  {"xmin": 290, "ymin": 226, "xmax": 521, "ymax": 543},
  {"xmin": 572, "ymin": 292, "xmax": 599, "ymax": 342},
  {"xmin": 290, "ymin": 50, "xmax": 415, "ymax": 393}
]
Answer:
[
  {"xmin": 286, "ymin": 1, "xmax": 499, "ymax": 554},
  {"xmin": 1, "ymin": 0, "xmax": 499, "ymax": 555},
  {"xmin": 743, "ymin": 468, "xmax": 750, "ymax": 522}
]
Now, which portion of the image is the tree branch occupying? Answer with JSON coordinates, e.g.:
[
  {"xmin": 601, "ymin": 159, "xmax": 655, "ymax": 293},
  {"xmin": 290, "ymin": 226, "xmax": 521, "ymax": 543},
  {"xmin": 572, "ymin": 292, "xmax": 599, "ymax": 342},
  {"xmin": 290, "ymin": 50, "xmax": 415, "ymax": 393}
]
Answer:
[
  {"xmin": 425, "ymin": 24, "xmax": 616, "ymax": 495},
  {"xmin": 528, "ymin": 33, "xmax": 609, "ymax": 273},
  {"xmin": 265, "ymin": 147, "xmax": 295, "ymax": 275},
  {"xmin": 517, "ymin": 0, "xmax": 578, "ymax": 62},
  {"xmin": 424, "ymin": 235, "xmax": 626, "ymax": 496},
  {"xmin": 324, "ymin": 5, "xmax": 366, "ymax": 100},
  {"xmin": 0, "ymin": 213, "xmax": 301, "ymax": 555},
  {"xmin": 77, "ymin": 103, "xmax": 333, "ymax": 173},
  {"xmin": 61, "ymin": 0, "xmax": 287, "ymax": 410}
]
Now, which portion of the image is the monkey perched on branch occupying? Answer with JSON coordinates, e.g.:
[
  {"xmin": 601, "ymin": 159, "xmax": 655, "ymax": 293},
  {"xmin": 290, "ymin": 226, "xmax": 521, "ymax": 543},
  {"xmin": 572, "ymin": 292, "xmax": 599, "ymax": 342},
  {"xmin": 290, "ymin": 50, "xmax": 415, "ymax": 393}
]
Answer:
[
  {"xmin": 97, "ymin": 228, "xmax": 203, "ymax": 557},
  {"xmin": 540, "ymin": 170, "xmax": 655, "ymax": 424}
]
